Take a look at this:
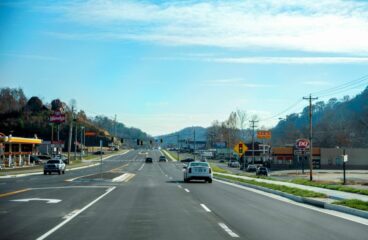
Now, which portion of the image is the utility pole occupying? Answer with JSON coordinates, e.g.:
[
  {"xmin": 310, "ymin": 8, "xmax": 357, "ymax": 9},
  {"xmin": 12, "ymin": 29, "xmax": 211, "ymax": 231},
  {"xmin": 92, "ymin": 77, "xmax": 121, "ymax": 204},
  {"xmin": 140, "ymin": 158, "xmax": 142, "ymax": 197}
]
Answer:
[
  {"xmin": 250, "ymin": 120, "xmax": 259, "ymax": 164},
  {"xmin": 74, "ymin": 124, "xmax": 77, "ymax": 160},
  {"xmin": 80, "ymin": 126, "xmax": 84, "ymax": 160},
  {"xmin": 193, "ymin": 127, "xmax": 196, "ymax": 161},
  {"xmin": 303, "ymin": 94, "xmax": 318, "ymax": 181},
  {"xmin": 177, "ymin": 134, "xmax": 180, "ymax": 161},
  {"xmin": 67, "ymin": 106, "xmax": 74, "ymax": 165}
]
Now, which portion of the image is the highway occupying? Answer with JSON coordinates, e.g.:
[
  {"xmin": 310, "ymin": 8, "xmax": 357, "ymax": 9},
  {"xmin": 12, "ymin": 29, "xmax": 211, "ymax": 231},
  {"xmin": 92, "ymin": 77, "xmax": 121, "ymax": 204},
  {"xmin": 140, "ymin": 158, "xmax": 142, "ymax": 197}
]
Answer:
[{"xmin": 0, "ymin": 150, "xmax": 367, "ymax": 240}]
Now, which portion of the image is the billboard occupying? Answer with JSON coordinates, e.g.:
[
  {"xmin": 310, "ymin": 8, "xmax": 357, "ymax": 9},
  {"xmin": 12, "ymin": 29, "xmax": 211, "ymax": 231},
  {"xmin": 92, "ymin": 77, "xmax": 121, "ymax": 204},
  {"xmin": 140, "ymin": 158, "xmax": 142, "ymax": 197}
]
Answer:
[{"xmin": 50, "ymin": 111, "xmax": 66, "ymax": 123}]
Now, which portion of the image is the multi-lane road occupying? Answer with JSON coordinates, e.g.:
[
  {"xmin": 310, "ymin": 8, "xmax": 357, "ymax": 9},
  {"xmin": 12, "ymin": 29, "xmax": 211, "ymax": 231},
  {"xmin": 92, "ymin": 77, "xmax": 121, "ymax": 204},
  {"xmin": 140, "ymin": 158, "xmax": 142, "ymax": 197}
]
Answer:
[{"xmin": 0, "ymin": 150, "xmax": 367, "ymax": 240}]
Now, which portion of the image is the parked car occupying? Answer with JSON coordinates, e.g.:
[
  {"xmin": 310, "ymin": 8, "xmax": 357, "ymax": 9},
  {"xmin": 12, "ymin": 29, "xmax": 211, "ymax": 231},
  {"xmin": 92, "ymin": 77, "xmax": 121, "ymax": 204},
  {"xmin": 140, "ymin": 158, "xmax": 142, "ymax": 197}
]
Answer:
[
  {"xmin": 246, "ymin": 164, "xmax": 257, "ymax": 172},
  {"xmin": 159, "ymin": 156, "xmax": 166, "ymax": 162},
  {"xmin": 93, "ymin": 151, "xmax": 105, "ymax": 155},
  {"xmin": 145, "ymin": 157, "xmax": 153, "ymax": 163},
  {"xmin": 256, "ymin": 166, "xmax": 269, "ymax": 176},
  {"xmin": 183, "ymin": 161, "xmax": 212, "ymax": 183},
  {"xmin": 44, "ymin": 159, "xmax": 66, "ymax": 175},
  {"xmin": 54, "ymin": 155, "xmax": 68, "ymax": 164},
  {"xmin": 228, "ymin": 161, "xmax": 240, "ymax": 168},
  {"xmin": 38, "ymin": 155, "xmax": 52, "ymax": 161},
  {"xmin": 180, "ymin": 158, "xmax": 195, "ymax": 163},
  {"xmin": 30, "ymin": 155, "xmax": 43, "ymax": 165},
  {"xmin": 218, "ymin": 159, "xmax": 225, "ymax": 163}
]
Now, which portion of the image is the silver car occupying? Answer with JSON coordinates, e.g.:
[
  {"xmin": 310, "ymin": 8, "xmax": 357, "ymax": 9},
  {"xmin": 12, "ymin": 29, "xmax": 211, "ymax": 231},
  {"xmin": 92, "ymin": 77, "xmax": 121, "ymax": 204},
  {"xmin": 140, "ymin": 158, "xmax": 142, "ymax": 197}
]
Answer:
[
  {"xmin": 183, "ymin": 162, "xmax": 213, "ymax": 183},
  {"xmin": 44, "ymin": 159, "xmax": 66, "ymax": 175}
]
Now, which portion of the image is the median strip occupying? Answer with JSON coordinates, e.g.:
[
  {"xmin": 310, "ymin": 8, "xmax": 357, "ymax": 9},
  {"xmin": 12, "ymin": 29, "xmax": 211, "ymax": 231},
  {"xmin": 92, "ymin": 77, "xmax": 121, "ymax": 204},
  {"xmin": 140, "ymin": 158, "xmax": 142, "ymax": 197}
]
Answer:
[{"xmin": 214, "ymin": 173, "xmax": 326, "ymax": 198}]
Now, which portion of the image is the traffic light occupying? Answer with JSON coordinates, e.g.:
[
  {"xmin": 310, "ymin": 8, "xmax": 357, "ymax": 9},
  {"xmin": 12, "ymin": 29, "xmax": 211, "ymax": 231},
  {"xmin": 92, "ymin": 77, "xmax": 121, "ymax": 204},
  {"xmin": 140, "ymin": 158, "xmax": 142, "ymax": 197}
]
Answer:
[
  {"xmin": 137, "ymin": 139, "xmax": 140, "ymax": 145},
  {"xmin": 160, "ymin": 139, "xmax": 163, "ymax": 143},
  {"xmin": 150, "ymin": 140, "xmax": 153, "ymax": 145},
  {"xmin": 239, "ymin": 143, "xmax": 243, "ymax": 154},
  {"xmin": 140, "ymin": 140, "xmax": 143, "ymax": 146}
]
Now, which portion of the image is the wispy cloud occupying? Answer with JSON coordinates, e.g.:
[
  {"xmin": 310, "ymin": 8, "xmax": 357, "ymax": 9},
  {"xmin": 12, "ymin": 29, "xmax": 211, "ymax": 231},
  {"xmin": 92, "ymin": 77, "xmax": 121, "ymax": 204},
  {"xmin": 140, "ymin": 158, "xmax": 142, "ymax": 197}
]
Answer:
[
  {"xmin": 38, "ymin": 0, "xmax": 368, "ymax": 54},
  {"xmin": 204, "ymin": 57, "xmax": 368, "ymax": 64},
  {"xmin": 1, "ymin": 53, "xmax": 62, "ymax": 61},
  {"xmin": 203, "ymin": 78, "xmax": 272, "ymax": 88},
  {"xmin": 302, "ymin": 81, "xmax": 332, "ymax": 86}
]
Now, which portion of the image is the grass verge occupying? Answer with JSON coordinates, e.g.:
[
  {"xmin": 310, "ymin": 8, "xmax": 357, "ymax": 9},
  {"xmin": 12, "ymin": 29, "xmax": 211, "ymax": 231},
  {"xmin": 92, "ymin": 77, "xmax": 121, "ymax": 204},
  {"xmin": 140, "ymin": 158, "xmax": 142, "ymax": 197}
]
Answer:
[
  {"xmin": 333, "ymin": 199, "xmax": 368, "ymax": 211},
  {"xmin": 291, "ymin": 178, "xmax": 368, "ymax": 196},
  {"xmin": 209, "ymin": 163, "xmax": 231, "ymax": 174},
  {"xmin": 214, "ymin": 173, "xmax": 327, "ymax": 198}
]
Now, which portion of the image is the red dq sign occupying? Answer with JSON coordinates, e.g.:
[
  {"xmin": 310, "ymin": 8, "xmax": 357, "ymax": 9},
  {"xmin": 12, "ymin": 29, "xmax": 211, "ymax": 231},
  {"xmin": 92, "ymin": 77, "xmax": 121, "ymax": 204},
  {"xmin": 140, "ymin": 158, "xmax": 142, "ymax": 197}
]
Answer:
[
  {"xmin": 50, "ymin": 111, "xmax": 66, "ymax": 123},
  {"xmin": 296, "ymin": 139, "xmax": 310, "ymax": 149}
]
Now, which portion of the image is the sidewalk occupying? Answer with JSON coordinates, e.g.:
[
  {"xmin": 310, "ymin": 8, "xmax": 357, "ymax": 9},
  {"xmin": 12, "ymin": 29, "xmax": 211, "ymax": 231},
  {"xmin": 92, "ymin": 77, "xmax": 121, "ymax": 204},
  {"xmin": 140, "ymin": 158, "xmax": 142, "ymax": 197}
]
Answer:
[{"xmin": 215, "ymin": 172, "xmax": 368, "ymax": 202}]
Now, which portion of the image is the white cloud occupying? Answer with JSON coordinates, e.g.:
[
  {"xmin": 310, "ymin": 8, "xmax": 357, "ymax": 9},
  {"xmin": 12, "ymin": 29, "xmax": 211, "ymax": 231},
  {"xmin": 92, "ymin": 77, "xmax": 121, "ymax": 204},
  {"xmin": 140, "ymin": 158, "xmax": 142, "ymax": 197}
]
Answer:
[
  {"xmin": 40, "ymin": 0, "xmax": 368, "ymax": 54},
  {"xmin": 0, "ymin": 53, "xmax": 62, "ymax": 61},
  {"xmin": 302, "ymin": 81, "xmax": 332, "ymax": 86},
  {"xmin": 203, "ymin": 78, "xmax": 272, "ymax": 88},
  {"xmin": 205, "ymin": 57, "xmax": 368, "ymax": 64}
]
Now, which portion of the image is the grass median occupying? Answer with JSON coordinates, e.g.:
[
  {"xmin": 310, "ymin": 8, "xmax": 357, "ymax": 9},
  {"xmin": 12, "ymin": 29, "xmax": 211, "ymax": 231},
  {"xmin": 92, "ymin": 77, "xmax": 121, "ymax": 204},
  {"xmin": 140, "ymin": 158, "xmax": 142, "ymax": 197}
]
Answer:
[
  {"xmin": 333, "ymin": 199, "xmax": 368, "ymax": 211},
  {"xmin": 290, "ymin": 178, "xmax": 368, "ymax": 196},
  {"xmin": 209, "ymin": 163, "xmax": 231, "ymax": 174},
  {"xmin": 214, "ymin": 173, "xmax": 327, "ymax": 198}
]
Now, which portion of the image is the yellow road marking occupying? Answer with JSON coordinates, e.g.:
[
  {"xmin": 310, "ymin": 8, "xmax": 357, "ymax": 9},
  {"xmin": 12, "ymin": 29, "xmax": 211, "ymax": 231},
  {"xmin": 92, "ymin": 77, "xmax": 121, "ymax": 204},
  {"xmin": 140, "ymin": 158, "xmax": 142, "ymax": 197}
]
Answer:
[
  {"xmin": 0, "ymin": 188, "xmax": 30, "ymax": 198},
  {"xmin": 110, "ymin": 163, "xmax": 129, "ymax": 173}
]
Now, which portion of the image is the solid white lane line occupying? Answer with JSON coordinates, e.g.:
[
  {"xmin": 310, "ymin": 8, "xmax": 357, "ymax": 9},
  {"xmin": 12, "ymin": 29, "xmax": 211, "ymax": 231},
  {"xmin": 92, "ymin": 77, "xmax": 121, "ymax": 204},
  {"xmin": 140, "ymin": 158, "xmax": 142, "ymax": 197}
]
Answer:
[
  {"xmin": 214, "ymin": 179, "xmax": 368, "ymax": 226},
  {"xmin": 138, "ymin": 163, "xmax": 145, "ymax": 171},
  {"xmin": 36, "ymin": 186, "xmax": 116, "ymax": 240},
  {"xmin": 218, "ymin": 223, "xmax": 239, "ymax": 238},
  {"xmin": 62, "ymin": 209, "xmax": 80, "ymax": 220},
  {"xmin": 200, "ymin": 204, "xmax": 211, "ymax": 212},
  {"xmin": 177, "ymin": 185, "xmax": 182, "ymax": 189},
  {"xmin": 184, "ymin": 188, "xmax": 190, "ymax": 193}
]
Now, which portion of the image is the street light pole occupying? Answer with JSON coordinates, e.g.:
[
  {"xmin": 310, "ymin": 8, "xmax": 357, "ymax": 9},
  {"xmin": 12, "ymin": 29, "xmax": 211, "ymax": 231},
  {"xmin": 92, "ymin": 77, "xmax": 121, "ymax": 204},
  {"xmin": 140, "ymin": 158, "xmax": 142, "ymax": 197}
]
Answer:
[{"xmin": 343, "ymin": 148, "xmax": 346, "ymax": 185}]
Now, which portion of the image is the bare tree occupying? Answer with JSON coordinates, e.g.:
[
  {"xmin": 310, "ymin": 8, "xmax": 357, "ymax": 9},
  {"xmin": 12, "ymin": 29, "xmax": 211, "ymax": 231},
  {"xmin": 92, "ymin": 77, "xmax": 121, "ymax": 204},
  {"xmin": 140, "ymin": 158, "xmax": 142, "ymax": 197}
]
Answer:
[{"xmin": 236, "ymin": 109, "xmax": 247, "ymax": 140}]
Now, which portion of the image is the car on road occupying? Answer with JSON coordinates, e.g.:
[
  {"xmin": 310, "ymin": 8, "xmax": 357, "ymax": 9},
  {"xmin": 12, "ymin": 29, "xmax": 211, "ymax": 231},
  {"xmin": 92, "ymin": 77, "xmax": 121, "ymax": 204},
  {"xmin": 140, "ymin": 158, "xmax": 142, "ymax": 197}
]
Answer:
[
  {"xmin": 43, "ymin": 159, "xmax": 66, "ymax": 175},
  {"xmin": 159, "ymin": 156, "xmax": 166, "ymax": 162},
  {"xmin": 246, "ymin": 164, "xmax": 257, "ymax": 172},
  {"xmin": 256, "ymin": 166, "xmax": 269, "ymax": 176},
  {"xmin": 183, "ymin": 161, "xmax": 213, "ymax": 183},
  {"xmin": 145, "ymin": 157, "xmax": 153, "ymax": 163},
  {"xmin": 30, "ymin": 155, "xmax": 43, "ymax": 165}
]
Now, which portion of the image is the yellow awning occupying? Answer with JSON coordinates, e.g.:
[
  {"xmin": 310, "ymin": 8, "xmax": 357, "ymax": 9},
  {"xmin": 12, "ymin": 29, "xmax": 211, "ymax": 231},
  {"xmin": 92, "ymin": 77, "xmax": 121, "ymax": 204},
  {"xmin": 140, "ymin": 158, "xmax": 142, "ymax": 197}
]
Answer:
[{"xmin": 0, "ymin": 137, "xmax": 42, "ymax": 144}]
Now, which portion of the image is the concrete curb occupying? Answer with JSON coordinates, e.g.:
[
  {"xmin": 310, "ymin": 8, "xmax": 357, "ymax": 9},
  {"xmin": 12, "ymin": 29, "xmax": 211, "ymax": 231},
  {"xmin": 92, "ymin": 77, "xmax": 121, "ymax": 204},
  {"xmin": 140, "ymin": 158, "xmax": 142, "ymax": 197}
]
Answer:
[
  {"xmin": 215, "ymin": 176, "xmax": 368, "ymax": 219},
  {"xmin": 0, "ymin": 150, "xmax": 131, "ymax": 179}
]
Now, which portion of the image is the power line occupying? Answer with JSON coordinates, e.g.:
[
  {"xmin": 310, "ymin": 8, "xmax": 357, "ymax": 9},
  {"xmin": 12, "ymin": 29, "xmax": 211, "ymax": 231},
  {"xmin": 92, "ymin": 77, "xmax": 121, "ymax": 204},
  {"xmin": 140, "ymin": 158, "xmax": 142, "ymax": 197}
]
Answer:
[
  {"xmin": 259, "ymin": 99, "xmax": 304, "ymax": 122},
  {"xmin": 311, "ymin": 74, "xmax": 368, "ymax": 96}
]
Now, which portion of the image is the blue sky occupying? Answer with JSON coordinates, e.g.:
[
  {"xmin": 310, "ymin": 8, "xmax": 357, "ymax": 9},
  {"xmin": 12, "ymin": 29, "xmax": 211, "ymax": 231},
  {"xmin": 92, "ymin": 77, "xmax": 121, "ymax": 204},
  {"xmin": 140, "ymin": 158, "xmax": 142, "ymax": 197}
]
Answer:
[{"xmin": 1, "ymin": 0, "xmax": 368, "ymax": 135}]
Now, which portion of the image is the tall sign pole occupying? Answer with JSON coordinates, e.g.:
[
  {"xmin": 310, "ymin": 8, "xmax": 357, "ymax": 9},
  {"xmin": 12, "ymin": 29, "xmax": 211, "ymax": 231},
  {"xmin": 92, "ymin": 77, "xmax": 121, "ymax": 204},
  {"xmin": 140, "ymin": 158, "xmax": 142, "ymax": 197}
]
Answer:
[
  {"xmin": 303, "ymin": 94, "xmax": 318, "ymax": 181},
  {"xmin": 67, "ymin": 106, "xmax": 74, "ymax": 165},
  {"xmin": 250, "ymin": 120, "xmax": 259, "ymax": 164}
]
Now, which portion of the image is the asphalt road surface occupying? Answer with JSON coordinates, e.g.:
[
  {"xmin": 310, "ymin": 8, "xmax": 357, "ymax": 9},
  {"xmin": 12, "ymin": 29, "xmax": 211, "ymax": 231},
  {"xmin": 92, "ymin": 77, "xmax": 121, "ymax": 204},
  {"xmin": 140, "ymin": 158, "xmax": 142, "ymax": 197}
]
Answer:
[{"xmin": 0, "ymin": 150, "xmax": 367, "ymax": 240}]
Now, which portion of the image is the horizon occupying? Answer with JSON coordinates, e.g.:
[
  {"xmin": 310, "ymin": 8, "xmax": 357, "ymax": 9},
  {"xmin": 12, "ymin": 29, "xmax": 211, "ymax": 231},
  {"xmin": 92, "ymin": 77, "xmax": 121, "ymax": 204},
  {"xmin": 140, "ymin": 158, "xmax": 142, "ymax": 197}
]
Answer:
[{"xmin": 1, "ymin": 0, "xmax": 368, "ymax": 136}]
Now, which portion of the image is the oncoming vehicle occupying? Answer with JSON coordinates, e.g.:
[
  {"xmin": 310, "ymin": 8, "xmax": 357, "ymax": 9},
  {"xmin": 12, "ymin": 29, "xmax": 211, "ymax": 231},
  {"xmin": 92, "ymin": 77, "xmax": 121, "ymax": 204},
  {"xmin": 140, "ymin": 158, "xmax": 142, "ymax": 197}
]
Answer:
[
  {"xmin": 229, "ymin": 161, "xmax": 240, "ymax": 168},
  {"xmin": 183, "ymin": 161, "xmax": 213, "ymax": 183},
  {"xmin": 44, "ymin": 159, "xmax": 66, "ymax": 175},
  {"xmin": 159, "ymin": 156, "xmax": 166, "ymax": 162},
  {"xmin": 246, "ymin": 164, "xmax": 257, "ymax": 172},
  {"xmin": 145, "ymin": 157, "xmax": 153, "ymax": 163}
]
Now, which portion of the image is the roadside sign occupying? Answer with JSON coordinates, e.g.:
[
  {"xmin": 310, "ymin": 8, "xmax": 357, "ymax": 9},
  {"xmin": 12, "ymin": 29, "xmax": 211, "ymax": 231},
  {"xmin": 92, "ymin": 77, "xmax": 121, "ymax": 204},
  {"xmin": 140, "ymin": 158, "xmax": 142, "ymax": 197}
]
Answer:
[
  {"xmin": 233, "ymin": 141, "xmax": 248, "ymax": 157},
  {"xmin": 343, "ymin": 154, "xmax": 348, "ymax": 162},
  {"xmin": 85, "ymin": 131, "xmax": 97, "ymax": 137},
  {"xmin": 257, "ymin": 131, "xmax": 271, "ymax": 139},
  {"xmin": 50, "ymin": 111, "xmax": 66, "ymax": 123},
  {"xmin": 295, "ymin": 138, "xmax": 310, "ymax": 150}
]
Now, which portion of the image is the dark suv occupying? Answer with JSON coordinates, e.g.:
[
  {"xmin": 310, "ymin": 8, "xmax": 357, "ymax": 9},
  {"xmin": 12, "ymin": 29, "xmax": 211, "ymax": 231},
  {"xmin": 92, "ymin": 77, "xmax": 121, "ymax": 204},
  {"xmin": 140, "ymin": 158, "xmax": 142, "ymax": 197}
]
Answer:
[
  {"xmin": 159, "ymin": 156, "xmax": 166, "ymax": 162},
  {"xmin": 256, "ymin": 166, "xmax": 269, "ymax": 176},
  {"xmin": 145, "ymin": 157, "xmax": 153, "ymax": 163}
]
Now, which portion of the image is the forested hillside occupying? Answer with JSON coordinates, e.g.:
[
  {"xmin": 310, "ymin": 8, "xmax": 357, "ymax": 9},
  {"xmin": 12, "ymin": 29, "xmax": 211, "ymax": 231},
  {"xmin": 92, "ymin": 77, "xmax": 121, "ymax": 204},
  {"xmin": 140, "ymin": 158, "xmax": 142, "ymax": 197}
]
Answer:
[{"xmin": 272, "ymin": 87, "xmax": 368, "ymax": 147}]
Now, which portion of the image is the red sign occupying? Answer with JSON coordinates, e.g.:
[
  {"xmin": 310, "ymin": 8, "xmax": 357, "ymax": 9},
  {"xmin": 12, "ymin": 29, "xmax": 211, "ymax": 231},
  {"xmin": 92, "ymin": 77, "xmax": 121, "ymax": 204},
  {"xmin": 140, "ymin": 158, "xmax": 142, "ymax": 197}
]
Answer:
[
  {"xmin": 296, "ymin": 139, "xmax": 310, "ymax": 149},
  {"xmin": 50, "ymin": 111, "xmax": 66, "ymax": 123},
  {"xmin": 85, "ymin": 131, "xmax": 97, "ymax": 137}
]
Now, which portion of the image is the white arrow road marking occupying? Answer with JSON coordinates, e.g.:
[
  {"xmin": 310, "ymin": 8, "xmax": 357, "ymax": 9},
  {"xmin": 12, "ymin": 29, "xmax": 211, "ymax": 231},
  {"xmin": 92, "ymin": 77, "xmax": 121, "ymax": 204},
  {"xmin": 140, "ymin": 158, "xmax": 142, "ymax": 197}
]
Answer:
[{"xmin": 11, "ymin": 198, "xmax": 61, "ymax": 204}]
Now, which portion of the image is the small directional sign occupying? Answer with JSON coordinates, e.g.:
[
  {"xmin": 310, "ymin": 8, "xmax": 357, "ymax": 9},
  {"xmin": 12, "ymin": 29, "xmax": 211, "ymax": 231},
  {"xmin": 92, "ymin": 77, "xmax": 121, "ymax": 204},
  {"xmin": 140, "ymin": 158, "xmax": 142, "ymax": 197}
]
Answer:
[
  {"xmin": 233, "ymin": 141, "xmax": 248, "ymax": 157},
  {"xmin": 11, "ymin": 198, "xmax": 61, "ymax": 204}
]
